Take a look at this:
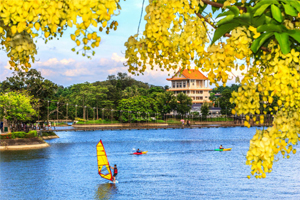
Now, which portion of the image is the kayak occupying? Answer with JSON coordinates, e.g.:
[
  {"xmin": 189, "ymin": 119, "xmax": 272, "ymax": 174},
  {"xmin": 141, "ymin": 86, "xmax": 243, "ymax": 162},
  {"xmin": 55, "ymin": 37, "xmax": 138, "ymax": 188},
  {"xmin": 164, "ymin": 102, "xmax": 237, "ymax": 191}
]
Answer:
[
  {"xmin": 214, "ymin": 148, "xmax": 232, "ymax": 151},
  {"xmin": 132, "ymin": 151, "xmax": 148, "ymax": 155}
]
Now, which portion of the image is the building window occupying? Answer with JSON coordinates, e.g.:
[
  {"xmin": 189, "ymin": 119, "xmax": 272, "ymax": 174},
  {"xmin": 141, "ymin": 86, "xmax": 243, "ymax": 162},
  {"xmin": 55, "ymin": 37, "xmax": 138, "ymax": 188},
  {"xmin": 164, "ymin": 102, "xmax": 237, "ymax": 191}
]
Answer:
[
  {"xmin": 183, "ymin": 82, "xmax": 186, "ymax": 88},
  {"xmin": 173, "ymin": 82, "xmax": 175, "ymax": 88},
  {"xmin": 179, "ymin": 82, "xmax": 182, "ymax": 88},
  {"xmin": 200, "ymin": 91, "xmax": 203, "ymax": 94},
  {"xmin": 205, "ymin": 96, "xmax": 207, "ymax": 98},
  {"xmin": 177, "ymin": 82, "xmax": 180, "ymax": 88},
  {"xmin": 200, "ymin": 97, "xmax": 203, "ymax": 100}
]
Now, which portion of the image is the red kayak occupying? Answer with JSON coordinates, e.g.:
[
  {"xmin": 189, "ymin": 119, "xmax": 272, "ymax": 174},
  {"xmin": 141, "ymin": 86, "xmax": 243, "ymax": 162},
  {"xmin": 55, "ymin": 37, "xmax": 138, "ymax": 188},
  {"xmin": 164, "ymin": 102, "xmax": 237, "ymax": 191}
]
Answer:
[{"xmin": 132, "ymin": 151, "xmax": 148, "ymax": 155}]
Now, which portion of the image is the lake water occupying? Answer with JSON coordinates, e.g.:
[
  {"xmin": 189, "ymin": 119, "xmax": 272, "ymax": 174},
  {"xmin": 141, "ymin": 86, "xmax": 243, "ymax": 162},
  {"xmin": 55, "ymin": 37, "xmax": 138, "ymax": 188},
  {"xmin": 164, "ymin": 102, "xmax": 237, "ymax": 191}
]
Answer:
[{"xmin": 1, "ymin": 127, "xmax": 300, "ymax": 199}]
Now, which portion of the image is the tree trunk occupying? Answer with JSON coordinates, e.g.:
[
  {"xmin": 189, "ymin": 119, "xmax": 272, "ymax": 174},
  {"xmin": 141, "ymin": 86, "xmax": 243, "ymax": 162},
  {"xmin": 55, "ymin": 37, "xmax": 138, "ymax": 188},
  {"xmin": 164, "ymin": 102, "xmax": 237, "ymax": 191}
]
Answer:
[
  {"xmin": 82, "ymin": 97, "xmax": 85, "ymax": 120},
  {"xmin": 97, "ymin": 107, "xmax": 99, "ymax": 120}
]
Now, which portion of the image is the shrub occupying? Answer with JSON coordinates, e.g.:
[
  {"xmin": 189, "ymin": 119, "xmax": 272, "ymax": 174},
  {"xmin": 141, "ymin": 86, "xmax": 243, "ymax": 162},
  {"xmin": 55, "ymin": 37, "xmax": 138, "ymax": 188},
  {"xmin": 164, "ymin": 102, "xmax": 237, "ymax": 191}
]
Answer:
[
  {"xmin": 75, "ymin": 117, "xmax": 86, "ymax": 122},
  {"xmin": 28, "ymin": 130, "xmax": 37, "ymax": 137},
  {"xmin": 13, "ymin": 132, "xmax": 25, "ymax": 138}
]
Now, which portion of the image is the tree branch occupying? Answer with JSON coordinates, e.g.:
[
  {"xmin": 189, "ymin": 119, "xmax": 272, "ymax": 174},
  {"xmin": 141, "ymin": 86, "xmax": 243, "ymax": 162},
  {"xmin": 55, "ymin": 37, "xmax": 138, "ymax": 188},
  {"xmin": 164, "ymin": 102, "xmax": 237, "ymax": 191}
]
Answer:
[
  {"xmin": 195, "ymin": 12, "xmax": 270, "ymax": 52},
  {"xmin": 202, "ymin": 0, "xmax": 247, "ymax": 12},
  {"xmin": 195, "ymin": 13, "xmax": 231, "ymax": 37}
]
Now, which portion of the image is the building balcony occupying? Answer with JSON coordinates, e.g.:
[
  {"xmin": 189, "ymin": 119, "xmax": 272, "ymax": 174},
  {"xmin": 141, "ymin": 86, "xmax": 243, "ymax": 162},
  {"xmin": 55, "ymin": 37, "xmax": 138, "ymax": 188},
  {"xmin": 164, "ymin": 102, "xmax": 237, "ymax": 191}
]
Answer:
[{"xmin": 168, "ymin": 87, "xmax": 212, "ymax": 91}]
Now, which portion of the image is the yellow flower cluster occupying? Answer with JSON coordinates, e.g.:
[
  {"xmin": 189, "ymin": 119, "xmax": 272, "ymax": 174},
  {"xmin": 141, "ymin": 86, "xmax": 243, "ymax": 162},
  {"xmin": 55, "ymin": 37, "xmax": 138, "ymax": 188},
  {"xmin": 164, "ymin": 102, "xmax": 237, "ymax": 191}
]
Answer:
[
  {"xmin": 200, "ymin": 27, "xmax": 252, "ymax": 87},
  {"xmin": 124, "ymin": 0, "xmax": 208, "ymax": 76},
  {"xmin": 246, "ymin": 111, "xmax": 299, "ymax": 179},
  {"xmin": 230, "ymin": 38, "xmax": 300, "ymax": 178},
  {"xmin": 0, "ymin": 0, "xmax": 121, "ymax": 71}
]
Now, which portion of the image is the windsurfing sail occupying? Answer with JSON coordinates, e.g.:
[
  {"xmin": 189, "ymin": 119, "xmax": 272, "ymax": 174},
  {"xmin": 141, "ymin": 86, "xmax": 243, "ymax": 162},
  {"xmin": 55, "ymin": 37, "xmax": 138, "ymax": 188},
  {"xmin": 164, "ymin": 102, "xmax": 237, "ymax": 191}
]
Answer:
[{"xmin": 96, "ymin": 140, "xmax": 113, "ymax": 181}]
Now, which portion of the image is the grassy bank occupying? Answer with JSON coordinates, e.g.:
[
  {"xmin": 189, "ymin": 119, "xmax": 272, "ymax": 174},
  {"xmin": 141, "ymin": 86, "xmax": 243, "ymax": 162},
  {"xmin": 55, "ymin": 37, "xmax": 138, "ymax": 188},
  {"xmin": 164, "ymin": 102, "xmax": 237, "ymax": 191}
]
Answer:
[{"xmin": 1, "ymin": 130, "xmax": 57, "ymax": 139}]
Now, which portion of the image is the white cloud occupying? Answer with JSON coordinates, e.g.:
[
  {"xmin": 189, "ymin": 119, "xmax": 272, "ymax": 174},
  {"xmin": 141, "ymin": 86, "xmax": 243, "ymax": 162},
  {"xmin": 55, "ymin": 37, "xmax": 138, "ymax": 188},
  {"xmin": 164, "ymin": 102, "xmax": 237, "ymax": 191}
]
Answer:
[{"xmin": 111, "ymin": 53, "xmax": 127, "ymax": 63}]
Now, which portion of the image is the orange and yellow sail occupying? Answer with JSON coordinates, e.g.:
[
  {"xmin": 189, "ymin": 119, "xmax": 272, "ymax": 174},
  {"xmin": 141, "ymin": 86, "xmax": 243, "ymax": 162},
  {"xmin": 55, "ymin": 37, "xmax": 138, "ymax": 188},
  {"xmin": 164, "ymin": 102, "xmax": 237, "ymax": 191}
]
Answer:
[{"xmin": 96, "ymin": 140, "xmax": 113, "ymax": 181}]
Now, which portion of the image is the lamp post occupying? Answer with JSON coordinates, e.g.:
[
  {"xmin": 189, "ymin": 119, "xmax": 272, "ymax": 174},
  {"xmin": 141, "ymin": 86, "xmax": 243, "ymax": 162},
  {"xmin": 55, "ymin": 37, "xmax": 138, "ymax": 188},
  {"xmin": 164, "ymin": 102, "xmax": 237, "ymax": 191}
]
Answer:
[
  {"xmin": 47, "ymin": 100, "xmax": 50, "ymax": 125},
  {"xmin": 75, "ymin": 105, "xmax": 77, "ymax": 119},
  {"xmin": 84, "ymin": 106, "xmax": 87, "ymax": 122},
  {"xmin": 57, "ymin": 102, "xmax": 59, "ymax": 123},
  {"xmin": 120, "ymin": 110, "xmax": 123, "ymax": 124},
  {"xmin": 111, "ymin": 109, "xmax": 114, "ymax": 124},
  {"xmin": 66, "ymin": 103, "xmax": 68, "ymax": 125},
  {"xmin": 102, "ymin": 108, "xmax": 105, "ymax": 124}
]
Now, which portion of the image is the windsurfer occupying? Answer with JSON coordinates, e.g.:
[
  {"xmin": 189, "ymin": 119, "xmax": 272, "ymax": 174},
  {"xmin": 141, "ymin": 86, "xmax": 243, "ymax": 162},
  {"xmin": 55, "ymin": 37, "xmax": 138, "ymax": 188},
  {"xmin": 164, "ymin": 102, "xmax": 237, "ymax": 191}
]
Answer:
[
  {"xmin": 219, "ymin": 145, "xmax": 224, "ymax": 149},
  {"xmin": 110, "ymin": 164, "xmax": 118, "ymax": 182}
]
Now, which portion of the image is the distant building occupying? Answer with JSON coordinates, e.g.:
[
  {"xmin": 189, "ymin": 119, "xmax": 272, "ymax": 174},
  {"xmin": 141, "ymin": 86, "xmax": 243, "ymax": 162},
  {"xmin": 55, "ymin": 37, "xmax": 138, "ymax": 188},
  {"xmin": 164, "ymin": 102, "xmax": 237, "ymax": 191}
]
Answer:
[{"xmin": 167, "ymin": 69, "xmax": 212, "ymax": 104}]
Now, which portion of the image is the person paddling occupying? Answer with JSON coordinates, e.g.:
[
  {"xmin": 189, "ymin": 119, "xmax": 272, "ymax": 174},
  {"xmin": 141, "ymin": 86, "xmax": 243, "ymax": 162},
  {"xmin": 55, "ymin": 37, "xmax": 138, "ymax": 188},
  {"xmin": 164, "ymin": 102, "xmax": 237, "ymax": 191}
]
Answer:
[
  {"xmin": 110, "ymin": 164, "xmax": 118, "ymax": 182},
  {"xmin": 136, "ymin": 148, "xmax": 142, "ymax": 153},
  {"xmin": 219, "ymin": 145, "xmax": 224, "ymax": 149}
]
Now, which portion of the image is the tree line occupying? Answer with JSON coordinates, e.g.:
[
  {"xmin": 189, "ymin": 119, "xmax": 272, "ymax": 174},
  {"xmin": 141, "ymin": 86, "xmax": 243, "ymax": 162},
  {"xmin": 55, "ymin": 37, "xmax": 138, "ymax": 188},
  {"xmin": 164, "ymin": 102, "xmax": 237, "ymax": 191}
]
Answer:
[{"xmin": 0, "ymin": 69, "xmax": 194, "ymax": 126}]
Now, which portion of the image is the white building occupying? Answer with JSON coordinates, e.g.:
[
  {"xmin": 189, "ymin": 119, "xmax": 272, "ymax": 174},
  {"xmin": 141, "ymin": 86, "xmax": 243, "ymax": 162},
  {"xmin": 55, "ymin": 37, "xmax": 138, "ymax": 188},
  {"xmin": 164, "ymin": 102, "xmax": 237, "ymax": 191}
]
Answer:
[{"xmin": 167, "ymin": 69, "xmax": 212, "ymax": 104}]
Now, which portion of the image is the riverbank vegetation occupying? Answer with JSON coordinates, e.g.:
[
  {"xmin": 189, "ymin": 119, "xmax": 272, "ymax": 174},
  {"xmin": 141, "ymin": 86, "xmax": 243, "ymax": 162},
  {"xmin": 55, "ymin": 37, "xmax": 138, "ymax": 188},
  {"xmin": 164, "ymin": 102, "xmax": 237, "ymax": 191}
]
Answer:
[
  {"xmin": 0, "ymin": 130, "xmax": 37, "ymax": 139},
  {"xmin": 1, "ymin": 71, "xmax": 199, "ymax": 129}
]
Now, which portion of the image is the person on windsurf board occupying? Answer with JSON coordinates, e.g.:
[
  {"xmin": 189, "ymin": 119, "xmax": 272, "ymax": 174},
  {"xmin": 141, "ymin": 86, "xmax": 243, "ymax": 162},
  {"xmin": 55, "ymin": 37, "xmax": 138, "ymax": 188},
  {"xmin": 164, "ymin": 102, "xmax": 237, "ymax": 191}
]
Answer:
[{"xmin": 110, "ymin": 164, "xmax": 118, "ymax": 182}]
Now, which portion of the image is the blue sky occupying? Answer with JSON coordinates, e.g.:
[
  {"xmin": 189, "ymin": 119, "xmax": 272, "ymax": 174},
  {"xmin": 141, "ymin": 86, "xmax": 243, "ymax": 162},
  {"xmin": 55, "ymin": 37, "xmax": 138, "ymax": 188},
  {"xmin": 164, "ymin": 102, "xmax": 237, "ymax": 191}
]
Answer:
[{"xmin": 1, "ymin": 1, "xmax": 173, "ymax": 87}]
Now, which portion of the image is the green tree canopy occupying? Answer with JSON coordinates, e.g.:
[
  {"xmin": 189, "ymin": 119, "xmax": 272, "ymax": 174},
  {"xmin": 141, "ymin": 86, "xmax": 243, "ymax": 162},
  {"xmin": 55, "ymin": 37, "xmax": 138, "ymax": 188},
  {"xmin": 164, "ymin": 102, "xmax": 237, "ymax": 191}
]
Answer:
[
  {"xmin": 176, "ymin": 93, "xmax": 193, "ymax": 115},
  {"xmin": 200, "ymin": 102, "xmax": 210, "ymax": 119},
  {"xmin": 117, "ymin": 96, "xmax": 158, "ymax": 122},
  {"xmin": 156, "ymin": 91, "xmax": 177, "ymax": 116},
  {"xmin": 0, "ymin": 91, "xmax": 37, "ymax": 126}
]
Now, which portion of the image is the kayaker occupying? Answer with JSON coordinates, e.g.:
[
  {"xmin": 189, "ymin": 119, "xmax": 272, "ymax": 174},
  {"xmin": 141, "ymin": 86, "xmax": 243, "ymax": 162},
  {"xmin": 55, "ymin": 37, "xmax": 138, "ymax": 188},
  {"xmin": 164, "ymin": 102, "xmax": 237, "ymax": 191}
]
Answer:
[
  {"xmin": 110, "ymin": 164, "xmax": 118, "ymax": 182},
  {"xmin": 219, "ymin": 145, "xmax": 224, "ymax": 149},
  {"xmin": 136, "ymin": 148, "xmax": 142, "ymax": 153}
]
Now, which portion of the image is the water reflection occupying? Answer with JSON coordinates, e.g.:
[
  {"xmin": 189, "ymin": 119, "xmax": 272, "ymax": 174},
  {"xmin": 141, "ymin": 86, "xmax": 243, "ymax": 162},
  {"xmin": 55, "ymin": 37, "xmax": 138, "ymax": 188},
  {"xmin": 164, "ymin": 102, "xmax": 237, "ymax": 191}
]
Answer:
[
  {"xmin": 94, "ymin": 183, "xmax": 118, "ymax": 200},
  {"xmin": 0, "ymin": 149, "xmax": 49, "ymax": 162}
]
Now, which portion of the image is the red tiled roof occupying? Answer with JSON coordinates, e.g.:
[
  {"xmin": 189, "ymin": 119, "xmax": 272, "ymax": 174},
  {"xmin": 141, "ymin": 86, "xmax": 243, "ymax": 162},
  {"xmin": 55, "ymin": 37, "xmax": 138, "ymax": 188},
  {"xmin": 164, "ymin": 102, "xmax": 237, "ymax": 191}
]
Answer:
[{"xmin": 166, "ymin": 69, "xmax": 208, "ymax": 80}]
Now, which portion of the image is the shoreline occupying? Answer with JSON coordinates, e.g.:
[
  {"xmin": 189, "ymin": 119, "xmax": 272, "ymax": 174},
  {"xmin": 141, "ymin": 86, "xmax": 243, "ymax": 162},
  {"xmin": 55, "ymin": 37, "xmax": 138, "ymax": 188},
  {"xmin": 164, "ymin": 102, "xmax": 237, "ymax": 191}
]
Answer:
[
  {"xmin": 42, "ymin": 135, "xmax": 59, "ymax": 140},
  {"xmin": 0, "ymin": 142, "xmax": 50, "ymax": 151},
  {"xmin": 0, "ymin": 132, "xmax": 59, "ymax": 151}
]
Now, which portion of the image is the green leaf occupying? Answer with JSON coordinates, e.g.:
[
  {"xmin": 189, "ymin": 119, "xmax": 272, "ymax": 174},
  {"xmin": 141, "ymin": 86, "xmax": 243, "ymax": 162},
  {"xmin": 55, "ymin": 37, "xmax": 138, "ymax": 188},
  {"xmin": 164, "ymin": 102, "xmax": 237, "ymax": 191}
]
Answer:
[
  {"xmin": 282, "ymin": 2, "xmax": 298, "ymax": 16},
  {"xmin": 226, "ymin": 6, "xmax": 240, "ymax": 16},
  {"xmin": 287, "ymin": 30, "xmax": 300, "ymax": 43},
  {"xmin": 274, "ymin": 32, "xmax": 290, "ymax": 54},
  {"xmin": 290, "ymin": 1, "xmax": 300, "ymax": 12},
  {"xmin": 257, "ymin": 24, "xmax": 287, "ymax": 32},
  {"xmin": 254, "ymin": 4, "xmax": 271, "ymax": 16},
  {"xmin": 234, "ymin": 13, "xmax": 252, "ymax": 26},
  {"xmin": 253, "ymin": 0, "xmax": 279, "ymax": 10},
  {"xmin": 216, "ymin": 15, "xmax": 235, "ymax": 26},
  {"xmin": 271, "ymin": 4, "xmax": 283, "ymax": 22},
  {"xmin": 211, "ymin": 23, "xmax": 239, "ymax": 44},
  {"xmin": 251, "ymin": 32, "xmax": 274, "ymax": 53},
  {"xmin": 252, "ymin": 15, "xmax": 266, "ymax": 27},
  {"xmin": 216, "ymin": 10, "xmax": 233, "ymax": 18},
  {"xmin": 264, "ymin": 15, "xmax": 279, "ymax": 25}
]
